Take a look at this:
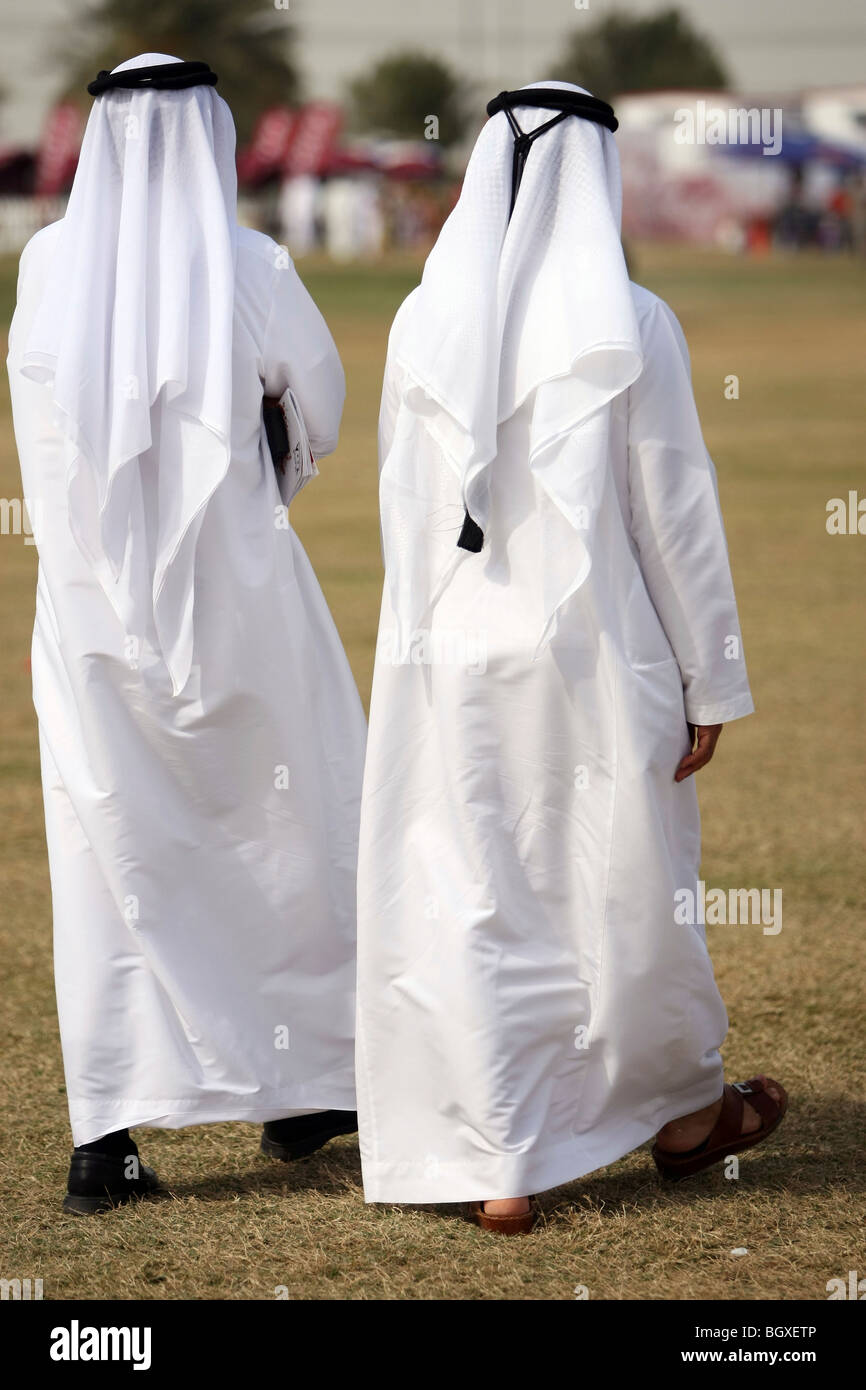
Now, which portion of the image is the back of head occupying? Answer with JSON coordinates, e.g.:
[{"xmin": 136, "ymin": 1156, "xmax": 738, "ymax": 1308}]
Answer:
[
  {"xmin": 20, "ymin": 53, "xmax": 240, "ymax": 698},
  {"xmin": 395, "ymin": 79, "xmax": 639, "ymax": 496},
  {"xmin": 83, "ymin": 53, "xmax": 237, "ymax": 203},
  {"xmin": 380, "ymin": 80, "xmax": 643, "ymax": 661}
]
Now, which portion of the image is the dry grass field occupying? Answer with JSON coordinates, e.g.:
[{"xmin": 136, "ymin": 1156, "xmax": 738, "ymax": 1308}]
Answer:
[{"xmin": 0, "ymin": 244, "xmax": 863, "ymax": 1300}]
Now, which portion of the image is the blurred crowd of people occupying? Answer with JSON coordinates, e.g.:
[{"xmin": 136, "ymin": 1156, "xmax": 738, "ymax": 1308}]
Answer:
[
  {"xmin": 773, "ymin": 168, "xmax": 866, "ymax": 252},
  {"xmin": 247, "ymin": 173, "xmax": 458, "ymax": 260}
]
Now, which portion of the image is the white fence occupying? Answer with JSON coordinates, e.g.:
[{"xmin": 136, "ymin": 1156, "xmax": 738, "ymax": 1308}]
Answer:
[{"xmin": 0, "ymin": 197, "xmax": 68, "ymax": 255}]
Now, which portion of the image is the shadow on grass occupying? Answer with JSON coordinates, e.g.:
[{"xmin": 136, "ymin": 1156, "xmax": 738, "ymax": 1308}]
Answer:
[
  {"xmin": 368, "ymin": 1092, "xmax": 866, "ymax": 1232},
  {"xmin": 543, "ymin": 1093, "xmax": 866, "ymax": 1223},
  {"xmin": 157, "ymin": 1142, "xmax": 363, "ymax": 1205},
  {"xmin": 134, "ymin": 1093, "xmax": 864, "ymax": 1224}
]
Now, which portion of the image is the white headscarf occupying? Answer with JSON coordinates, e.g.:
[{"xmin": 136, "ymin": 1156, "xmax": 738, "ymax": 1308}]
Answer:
[
  {"xmin": 381, "ymin": 81, "xmax": 643, "ymax": 658},
  {"xmin": 22, "ymin": 53, "xmax": 237, "ymax": 695}
]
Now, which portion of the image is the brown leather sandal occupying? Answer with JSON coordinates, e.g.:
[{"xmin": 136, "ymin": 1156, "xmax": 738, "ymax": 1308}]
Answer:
[
  {"xmin": 467, "ymin": 1198, "xmax": 537, "ymax": 1235},
  {"xmin": 652, "ymin": 1075, "xmax": 788, "ymax": 1180}
]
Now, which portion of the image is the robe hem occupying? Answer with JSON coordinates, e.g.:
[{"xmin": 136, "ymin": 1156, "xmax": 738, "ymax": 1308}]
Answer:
[
  {"xmin": 359, "ymin": 1067, "xmax": 724, "ymax": 1204},
  {"xmin": 69, "ymin": 1086, "xmax": 357, "ymax": 1148}
]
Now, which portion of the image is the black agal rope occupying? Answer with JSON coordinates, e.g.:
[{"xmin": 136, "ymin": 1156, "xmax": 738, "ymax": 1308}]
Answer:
[
  {"xmin": 456, "ymin": 88, "xmax": 618, "ymax": 554},
  {"xmin": 487, "ymin": 87, "xmax": 617, "ymax": 131},
  {"xmin": 87, "ymin": 61, "xmax": 218, "ymax": 96}
]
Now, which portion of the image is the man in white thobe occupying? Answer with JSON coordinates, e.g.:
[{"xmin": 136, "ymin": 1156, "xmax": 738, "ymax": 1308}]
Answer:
[
  {"xmin": 7, "ymin": 55, "xmax": 366, "ymax": 1213},
  {"xmin": 355, "ymin": 83, "xmax": 785, "ymax": 1231}
]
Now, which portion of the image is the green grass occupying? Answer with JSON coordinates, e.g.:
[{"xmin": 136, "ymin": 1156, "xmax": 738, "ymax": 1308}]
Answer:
[{"xmin": 0, "ymin": 244, "xmax": 863, "ymax": 1300}]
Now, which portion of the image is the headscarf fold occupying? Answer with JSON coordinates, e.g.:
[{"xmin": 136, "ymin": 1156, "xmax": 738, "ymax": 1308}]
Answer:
[
  {"xmin": 22, "ymin": 52, "xmax": 238, "ymax": 695},
  {"xmin": 381, "ymin": 80, "xmax": 643, "ymax": 659}
]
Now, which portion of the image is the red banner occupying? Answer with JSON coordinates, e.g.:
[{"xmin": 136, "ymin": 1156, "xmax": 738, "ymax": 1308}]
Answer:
[
  {"xmin": 237, "ymin": 107, "xmax": 297, "ymax": 185},
  {"xmin": 35, "ymin": 103, "xmax": 83, "ymax": 196},
  {"xmin": 285, "ymin": 103, "xmax": 343, "ymax": 177}
]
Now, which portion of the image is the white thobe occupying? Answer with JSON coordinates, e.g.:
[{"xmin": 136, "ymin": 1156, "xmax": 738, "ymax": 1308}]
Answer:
[
  {"xmin": 8, "ymin": 223, "xmax": 366, "ymax": 1146},
  {"xmin": 356, "ymin": 283, "xmax": 754, "ymax": 1203}
]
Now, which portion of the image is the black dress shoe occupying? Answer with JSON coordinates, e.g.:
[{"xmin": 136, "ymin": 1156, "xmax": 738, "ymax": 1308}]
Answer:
[
  {"xmin": 63, "ymin": 1148, "xmax": 160, "ymax": 1215},
  {"xmin": 261, "ymin": 1110, "xmax": 358, "ymax": 1162}
]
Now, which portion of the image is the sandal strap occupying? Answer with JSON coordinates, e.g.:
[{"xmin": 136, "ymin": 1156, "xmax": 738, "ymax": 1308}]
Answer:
[
  {"xmin": 732, "ymin": 1076, "xmax": 780, "ymax": 1128},
  {"xmin": 703, "ymin": 1081, "xmax": 745, "ymax": 1150}
]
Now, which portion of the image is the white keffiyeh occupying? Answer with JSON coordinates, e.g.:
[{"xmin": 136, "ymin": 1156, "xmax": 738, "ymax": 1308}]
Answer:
[
  {"xmin": 381, "ymin": 80, "xmax": 643, "ymax": 659},
  {"xmin": 21, "ymin": 53, "xmax": 237, "ymax": 695}
]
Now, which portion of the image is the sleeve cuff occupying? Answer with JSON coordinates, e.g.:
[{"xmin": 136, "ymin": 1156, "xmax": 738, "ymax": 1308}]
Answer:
[{"xmin": 684, "ymin": 691, "xmax": 755, "ymax": 725}]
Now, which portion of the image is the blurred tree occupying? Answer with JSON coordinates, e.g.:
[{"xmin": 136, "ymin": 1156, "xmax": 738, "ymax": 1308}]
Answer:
[
  {"xmin": 66, "ymin": 0, "xmax": 300, "ymax": 141},
  {"xmin": 349, "ymin": 51, "xmax": 468, "ymax": 146},
  {"xmin": 551, "ymin": 7, "xmax": 729, "ymax": 100}
]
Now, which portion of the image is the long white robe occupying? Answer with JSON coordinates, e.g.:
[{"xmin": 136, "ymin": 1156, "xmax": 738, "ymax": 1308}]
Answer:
[
  {"xmin": 356, "ymin": 281, "xmax": 754, "ymax": 1204},
  {"xmin": 9, "ymin": 222, "xmax": 366, "ymax": 1146}
]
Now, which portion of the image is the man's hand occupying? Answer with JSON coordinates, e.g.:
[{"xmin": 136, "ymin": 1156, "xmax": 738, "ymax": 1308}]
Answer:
[{"xmin": 675, "ymin": 723, "xmax": 723, "ymax": 782}]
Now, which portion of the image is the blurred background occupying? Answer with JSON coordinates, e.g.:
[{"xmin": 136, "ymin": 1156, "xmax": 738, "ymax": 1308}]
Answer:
[
  {"xmin": 0, "ymin": 2, "xmax": 863, "ymax": 1302},
  {"xmin": 0, "ymin": 0, "xmax": 865, "ymax": 258}
]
